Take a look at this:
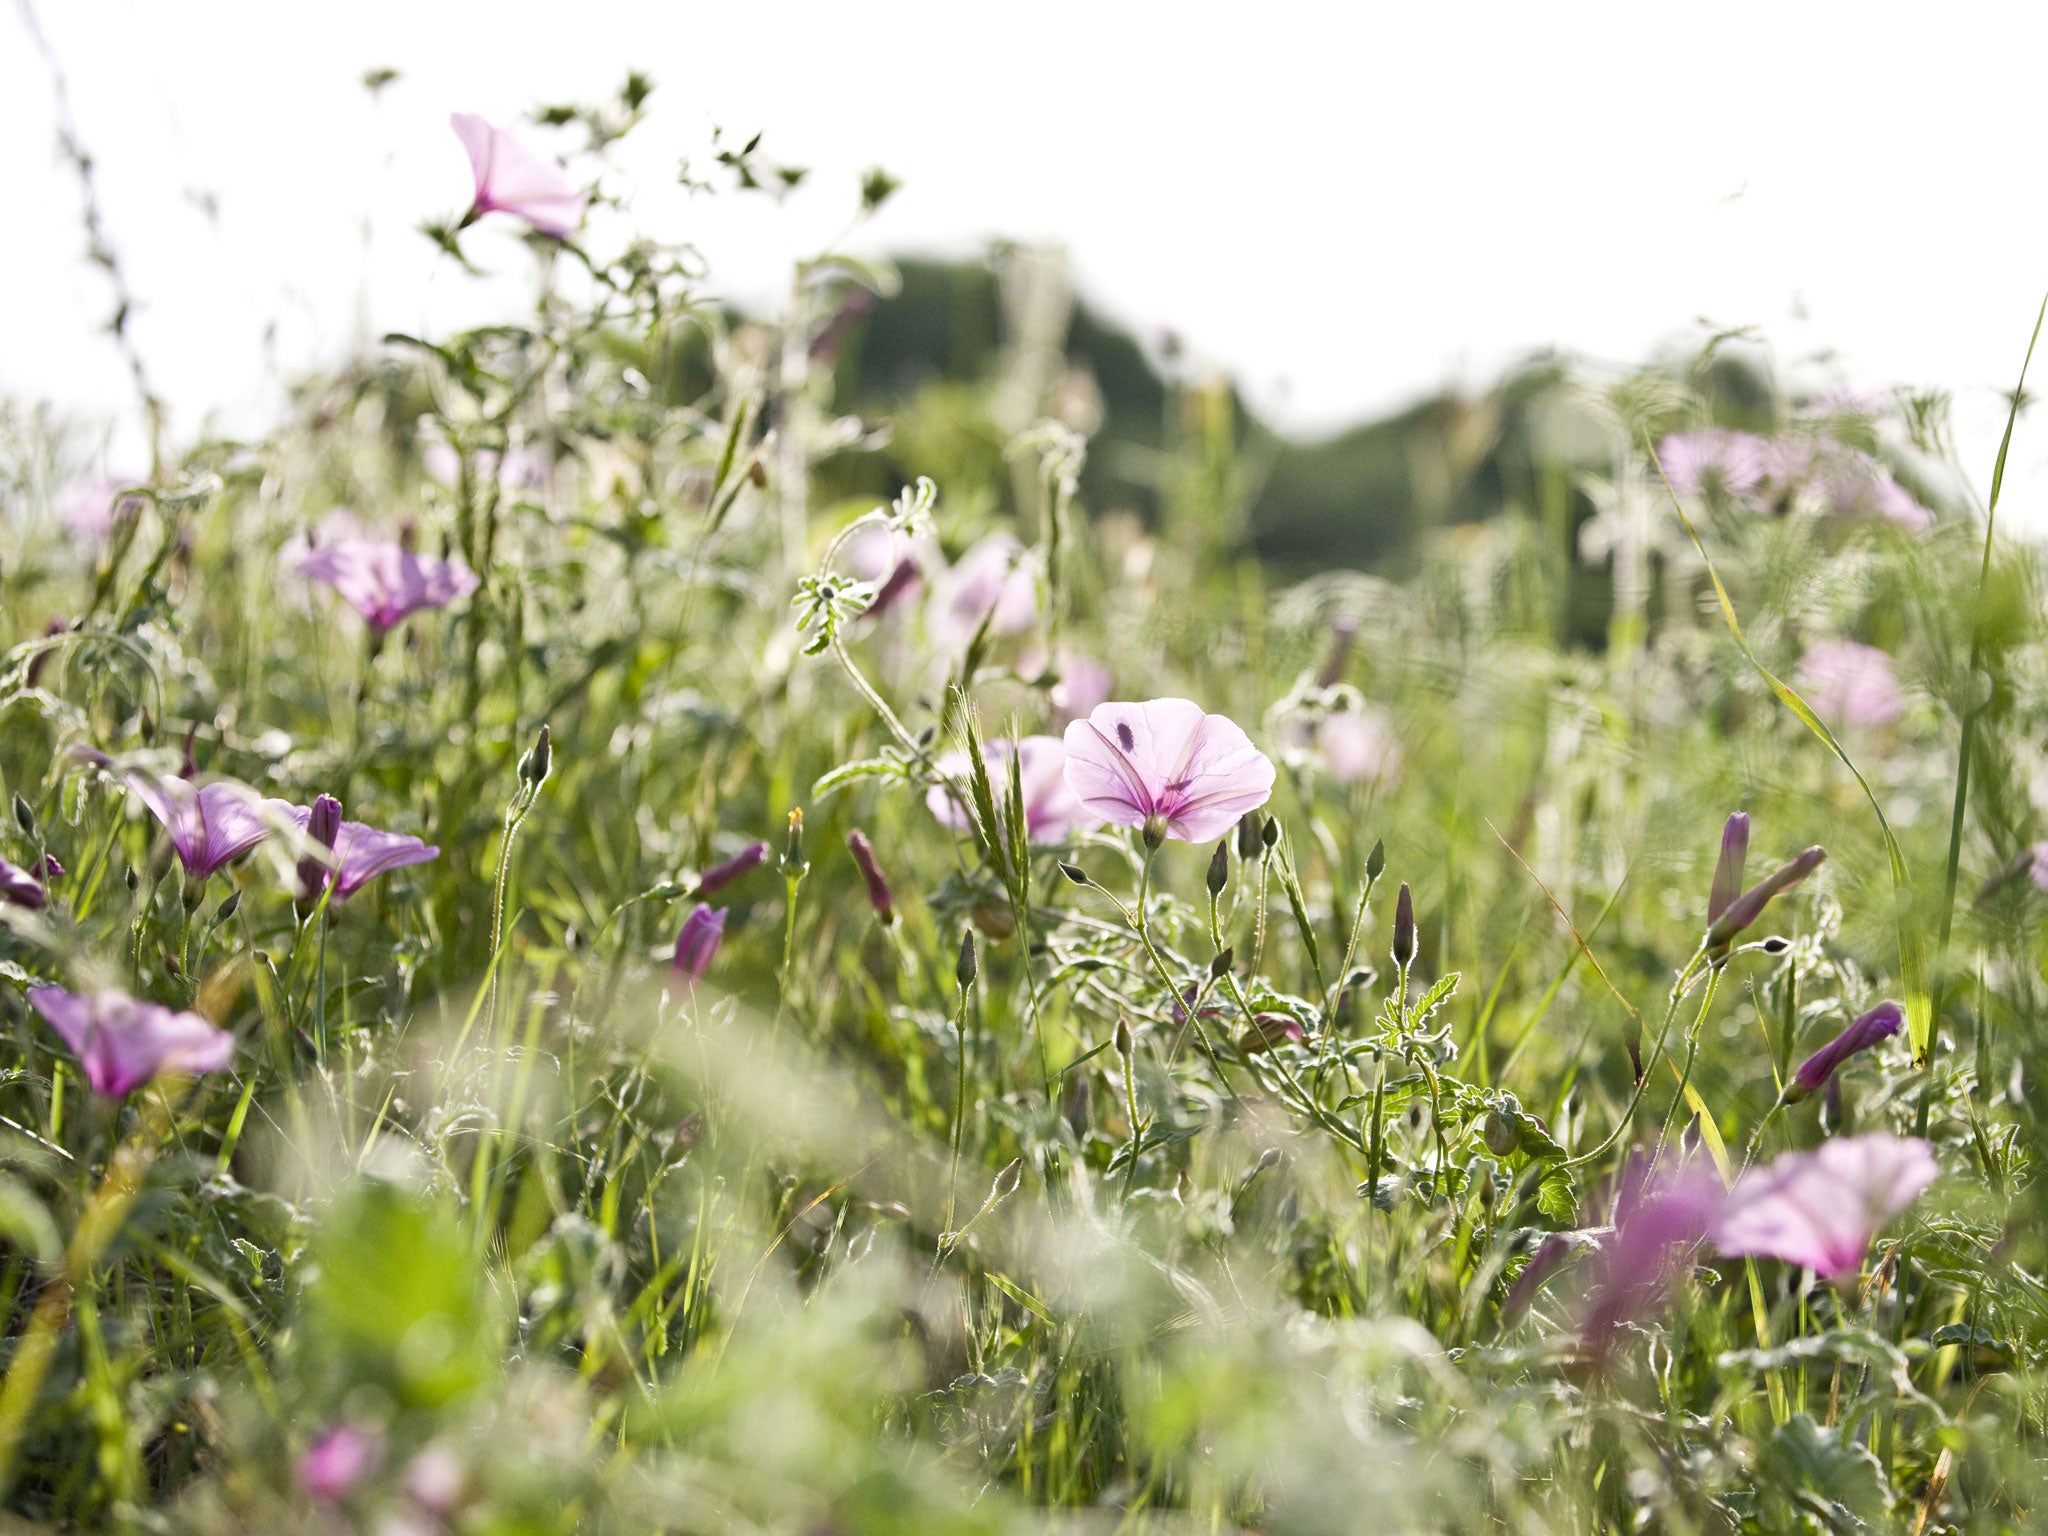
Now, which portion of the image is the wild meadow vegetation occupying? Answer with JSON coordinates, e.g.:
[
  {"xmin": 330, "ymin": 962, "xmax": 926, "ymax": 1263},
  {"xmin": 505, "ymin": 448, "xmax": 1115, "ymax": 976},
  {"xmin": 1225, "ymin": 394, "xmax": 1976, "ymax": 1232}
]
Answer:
[{"xmin": 4, "ymin": 80, "xmax": 2048, "ymax": 1532}]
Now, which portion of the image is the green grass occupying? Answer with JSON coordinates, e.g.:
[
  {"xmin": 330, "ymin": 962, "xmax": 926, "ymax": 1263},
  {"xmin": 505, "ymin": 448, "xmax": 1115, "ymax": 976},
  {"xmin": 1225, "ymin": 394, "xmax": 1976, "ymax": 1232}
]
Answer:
[{"xmin": 0, "ymin": 84, "xmax": 2043, "ymax": 1534}]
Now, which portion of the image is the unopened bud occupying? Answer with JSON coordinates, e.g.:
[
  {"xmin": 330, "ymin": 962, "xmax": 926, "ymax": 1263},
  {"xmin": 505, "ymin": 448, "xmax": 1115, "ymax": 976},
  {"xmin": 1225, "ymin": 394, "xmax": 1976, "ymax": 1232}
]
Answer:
[
  {"xmin": 783, "ymin": 808, "xmax": 806, "ymax": 873},
  {"xmin": 1209, "ymin": 948, "xmax": 1234, "ymax": 980},
  {"xmin": 1206, "ymin": 839, "xmax": 1229, "ymax": 898},
  {"xmin": 1706, "ymin": 844, "xmax": 1825, "ymax": 949},
  {"xmin": 992, "ymin": 1156, "xmax": 1024, "ymax": 1199},
  {"xmin": 11, "ymin": 795, "xmax": 33, "ymax": 838},
  {"xmin": 1365, "ymin": 837, "xmax": 1385, "ymax": 882},
  {"xmin": 1114, "ymin": 1015, "xmax": 1133, "ymax": 1058},
  {"xmin": 215, "ymin": 888, "xmax": 241, "ymax": 924},
  {"xmin": 520, "ymin": 723, "xmax": 552, "ymax": 789},
  {"xmin": 297, "ymin": 792, "xmax": 343, "ymax": 902},
  {"xmin": 697, "ymin": 840, "xmax": 769, "ymax": 896},
  {"xmin": 1392, "ymin": 882, "xmax": 1416, "ymax": 968},
  {"xmin": 1261, "ymin": 817, "xmax": 1280, "ymax": 850},
  {"xmin": 846, "ymin": 830, "xmax": 894, "ymax": 922},
  {"xmin": 1236, "ymin": 811, "xmax": 1263, "ymax": 860},
  {"xmin": 956, "ymin": 928, "xmax": 977, "ymax": 989},
  {"xmin": 1057, "ymin": 861, "xmax": 1091, "ymax": 887}
]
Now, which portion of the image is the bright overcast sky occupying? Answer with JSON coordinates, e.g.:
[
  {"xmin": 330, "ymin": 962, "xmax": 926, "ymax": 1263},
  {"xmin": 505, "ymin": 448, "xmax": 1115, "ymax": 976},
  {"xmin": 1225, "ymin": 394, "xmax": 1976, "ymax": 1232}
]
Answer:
[{"xmin": 6, "ymin": 0, "xmax": 2048, "ymax": 522}]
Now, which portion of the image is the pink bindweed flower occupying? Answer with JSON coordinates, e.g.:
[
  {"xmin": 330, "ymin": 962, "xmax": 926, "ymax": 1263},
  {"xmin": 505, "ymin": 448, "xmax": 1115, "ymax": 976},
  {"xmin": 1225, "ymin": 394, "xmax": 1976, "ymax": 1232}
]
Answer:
[
  {"xmin": 0, "ymin": 857, "xmax": 45, "ymax": 911},
  {"xmin": 1711, "ymin": 1133, "xmax": 1935, "ymax": 1281},
  {"xmin": 843, "ymin": 523, "xmax": 930, "ymax": 619},
  {"xmin": 450, "ymin": 113, "xmax": 586, "ymax": 238},
  {"xmin": 126, "ymin": 773, "xmax": 298, "ymax": 881},
  {"xmin": 1579, "ymin": 1156, "xmax": 1723, "ymax": 1359},
  {"xmin": 1707, "ymin": 812, "xmax": 1749, "ymax": 929},
  {"xmin": 1812, "ymin": 445, "xmax": 1934, "ymax": 531},
  {"xmin": 422, "ymin": 440, "xmax": 546, "ymax": 494},
  {"xmin": 1785, "ymin": 1001, "xmax": 1903, "ymax": 1102},
  {"xmin": 297, "ymin": 539, "xmax": 479, "ymax": 635},
  {"xmin": 1053, "ymin": 654, "xmax": 1113, "ymax": 719},
  {"xmin": 1795, "ymin": 639, "xmax": 1905, "ymax": 729},
  {"xmin": 1657, "ymin": 429, "xmax": 1770, "ymax": 500},
  {"xmin": 1063, "ymin": 699, "xmax": 1276, "ymax": 845},
  {"xmin": 28, "ymin": 984, "xmax": 234, "ymax": 1097},
  {"xmin": 928, "ymin": 532, "xmax": 1038, "ymax": 649},
  {"xmin": 298, "ymin": 1422, "xmax": 385, "ymax": 1504},
  {"xmin": 672, "ymin": 904, "xmax": 726, "ymax": 982},
  {"xmin": 1314, "ymin": 706, "xmax": 1400, "ymax": 785},
  {"xmin": 928, "ymin": 735, "xmax": 1089, "ymax": 844},
  {"xmin": 287, "ymin": 798, "xmax": 439, "ymax": 902},
  {"xmin": 303, "ymin": 542, "xmax": 470, "ymax": 630},
  {"xmin": 56, "ymin": 475, "xmax": 146, "ymax": 539}
]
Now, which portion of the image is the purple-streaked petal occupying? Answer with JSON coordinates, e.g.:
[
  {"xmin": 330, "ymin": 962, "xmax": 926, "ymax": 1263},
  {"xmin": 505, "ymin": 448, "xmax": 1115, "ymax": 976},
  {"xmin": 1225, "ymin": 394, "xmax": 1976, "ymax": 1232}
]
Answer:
[
  {"xmin": 329, "ymin": 821, "xmax": 439, "ymax": 900},
  {"xmin": 29, "ymin": 985, "xmax": 233, "ymax": 1097}
]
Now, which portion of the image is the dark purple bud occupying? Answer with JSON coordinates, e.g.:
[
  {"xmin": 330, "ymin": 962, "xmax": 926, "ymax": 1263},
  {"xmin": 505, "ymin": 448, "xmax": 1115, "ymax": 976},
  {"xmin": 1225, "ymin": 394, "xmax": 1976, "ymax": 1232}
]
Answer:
[
  {"xmin": 1785, "ymin": 1000, "xmax": 1903, "ymax": 1102},
  {"xmin": 297, "ymin": 793, "xmax": 343, "ymax": 902},
  {"xmin": 846, "ymin": 829, "xmax": 894, "ymax": 923},
  {"xmin": 31, "ymin": 855, "xmax": 62, "ymax": 881},
  {"xmin": 1392, "ymin": 882, "xmax": 1416, "ymax": 968},
  {"xmin": 1707, "ymin": 812, "xmax": 1749, "ymax": 926},
  {"xmin": 24, "ymin": 617, "xmax": 65, "ymax": 689},
  {"xmin": 1236, "ymin": 811, "xmax": 1263, "ymax": 861},
  {"xmin": 671, "ymin": 904, "xmax": 726, "ymax": 983},
  {"xmin": 0, "ymin": 857, "xmax": 45, "ymax": 911},
  {"xmin": 180, "ymin": 722, "xmax": 200, "ymax": 780},
  {"xmin": 1705, "ymin": 845, "xmax": 1826, "ymax": 949},
  {"xmin": 697, "ymin": 840, "xmax": 769, "ymax": 896}
]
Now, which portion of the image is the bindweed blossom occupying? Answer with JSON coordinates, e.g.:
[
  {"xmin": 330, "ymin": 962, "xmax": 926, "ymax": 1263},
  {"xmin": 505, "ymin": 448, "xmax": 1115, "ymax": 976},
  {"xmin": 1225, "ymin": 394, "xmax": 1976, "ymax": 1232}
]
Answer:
[
  {"xmin": 1711, "ymin": 1133, "xmax": 1935, "ymax": 1281},
  {"xmin": 297, "ymin": 539, "xmax": 480, "ymax": 635},
  {"xmin": 1063, "ymin": 699, "xmax": 1275, "ymax": 845},
  {"xmin": 127, "ymin": 772, "xmax": 298, "ymax": 881},
  {"xmin": 28, "ymin": 984, "xmax": 234, "ymax": 1097},
  {"xmin": 451, "ymin": 113, "xmax": 586, "ymax": 237}
]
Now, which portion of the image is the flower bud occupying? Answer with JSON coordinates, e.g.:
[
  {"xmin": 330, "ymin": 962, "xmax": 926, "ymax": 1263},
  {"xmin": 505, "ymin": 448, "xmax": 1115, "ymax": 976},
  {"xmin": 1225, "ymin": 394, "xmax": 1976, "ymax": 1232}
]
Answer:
[
  {"xmin": 671, "ymin": 903, "xmax": 726, "ymax": 982},
  {"xmin": 297, "ymin": 792, "xmax": 343, "ymax": 902},
  {"xmin": 992, "ymin": 1156, "xmax": 1023, "ymax": 1199},
  {"xmin": 11, "ymin": 794, "xmax": 34, "ymax": 838},
  {"xmin": 846, "ymin": 830, "xmax": 894, "ymax": 923},
  {"xmin": 697, "ymin": 840, "xmax": 769, "ymax": 896},
  {"xmin": 956, "ymin": 928, "xmax": 978, "ymax": 989},
  {"xmin": 1209, "ymin": 947, "xmax": 1234, "ymax": 980},
  {"xmin": 1114, "ymin": 1015, "xmax": 1133, "ymax": 1058},
  {"xmin": 0, "ymin": 857, "xmax": 45, "ymax": 911},
  {"xmin": 1236, "ymin": 811, "xmax": 1263, "ymax": 860},
  {"xmin": 1365, "ymin": 837, "xmax": 1385, "ymax": 882},
  {"xmin": 782, "ymin": 808, "xmax": 806, "ymax": 874},
  {"xmin": 1392, "ymin": 881, "xmax": 1416, "ymax": 968},
  {"xmin": 1784, "ymin": 1000, "xmax": 1902, "ymax": 1102},
  {"xmin": 1206, "ymin": 839, "xmax": 1229, "ymax": 897},
  {"xmin": 1058, "ymin": 861, "xmax": 1091, "ymax": 887},
  {"xmin": 521, "ymin": 722, "xmax": 552, "ymax": 789},
  {"xmin": 1707, "ymin": 812, "xmax": 1749, "ymax": 927},
  {"xmin": 1705, "ymin": 845, "xmax": 1825, "ymax": 949}
]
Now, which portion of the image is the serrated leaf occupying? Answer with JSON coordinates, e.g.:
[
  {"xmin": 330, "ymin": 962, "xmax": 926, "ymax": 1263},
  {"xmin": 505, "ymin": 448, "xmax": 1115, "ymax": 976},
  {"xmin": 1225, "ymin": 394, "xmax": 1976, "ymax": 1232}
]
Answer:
[{"xmin": 1535, "ymin": 1165, "xmax": 1577, "ymax": 1223}]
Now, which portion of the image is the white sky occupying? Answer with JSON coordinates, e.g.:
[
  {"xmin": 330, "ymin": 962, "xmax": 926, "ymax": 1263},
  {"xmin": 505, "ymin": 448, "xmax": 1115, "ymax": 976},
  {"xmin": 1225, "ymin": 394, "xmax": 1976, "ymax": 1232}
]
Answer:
[{"xmin": 6, "ymin": 0, "xmax": 2048, "ymax": 523}]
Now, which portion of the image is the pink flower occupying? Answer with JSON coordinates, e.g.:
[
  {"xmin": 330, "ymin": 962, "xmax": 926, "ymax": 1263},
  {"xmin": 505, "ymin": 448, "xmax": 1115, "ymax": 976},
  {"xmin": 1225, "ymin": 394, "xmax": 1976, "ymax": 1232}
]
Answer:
[
  {"xmin": 297, "ymin": 539, "xmax": 479, "ymax": 634},
  {"xmin": 1795, "ymin": 639, "xmax": 1905, "ymax": 729},
  {"xmin": 929, "ymin": 532, "xmax": 1038, "ymax": 649},
  {"xmin": 422, "ymin": 440, "xmax": 547, "ymax": 493},
  {"xmin": 450, "ymin": 113, "xmax": 585, "ymax": 238},
  {"xmin": 672, "ymin": 904, "xmax": 726, "ymax": 982},
  {"xmin": 1658, "ymin": 430, "xmax": 1770, "ymax": 499},
  {"xmin": 126, "ymin": 773, "xmax": 298, "ymax": 880},
  {"xmin": 1812, "ymin": 445, "xmax": 1934, "ymax": 531},
  {"xmin": 287, "ymin": 798, "xmax": 439, "ymax": 901},
  {"xmin": 28, "ymin": 984, "xmax": 234, "ymax": 1097},
  {"xmin": 1314, "ymin": 706, "xmax": 1400, "ymax": 785},
  {"xmin": 927, "ymin": 735, "xmax": 1088, "ymax": 844},
  {"xmin": 1579, "ymin": 1156, "xmax": 1723, "ymax": 1358},
  {"xmin": 298, "ymin": 1422, "xmax": 384, "ymax": 1504},
  {"xmin": 1712, "ymin": 1133, "xmax": 1935, "ymax": 1281},
  {"xmin": 1062, "ymin": 699, "xmax": 1276, "ymax": 845},
  {"xmin": 56, "ymin": 475, "xmax": 145, "ymax": 539},
  {"xmin": 1048, "ymin": 652, "xmax": 1113, "ymax": 722}
]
